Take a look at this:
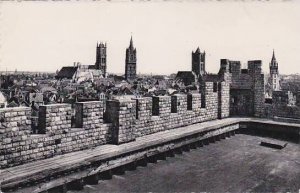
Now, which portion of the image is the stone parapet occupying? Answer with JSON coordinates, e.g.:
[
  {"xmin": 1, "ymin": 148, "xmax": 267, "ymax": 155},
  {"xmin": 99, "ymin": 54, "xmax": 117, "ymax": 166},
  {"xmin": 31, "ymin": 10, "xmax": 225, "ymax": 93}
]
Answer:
[
  {"xmin": 38, "ymin": 104, "xmax": 72, "ymax": 135},
  {"xmin": 75, "ymin": 101, "xmax": 104, "ymax": 129},
  {"xmin": 106, "ymin": 99, "xmax": 136, "ymax": 144},
  {"xmin": 0, "ymin": 81, "xmax": 229, "ymax": 169}
]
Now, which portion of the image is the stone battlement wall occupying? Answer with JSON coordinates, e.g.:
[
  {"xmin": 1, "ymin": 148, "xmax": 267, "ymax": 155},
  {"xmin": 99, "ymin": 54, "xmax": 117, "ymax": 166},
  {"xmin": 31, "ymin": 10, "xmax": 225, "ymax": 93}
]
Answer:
[
  {"xmin": 0, "ymin": 82, "xmax": 229, "ymax": 169},
  {"xmin": 220, "ymin": 59, "xmax": 265, "ymax": 117},
  {"xmin": 264, "ymin": 91, "xmax": 300, "ymax": 120}
]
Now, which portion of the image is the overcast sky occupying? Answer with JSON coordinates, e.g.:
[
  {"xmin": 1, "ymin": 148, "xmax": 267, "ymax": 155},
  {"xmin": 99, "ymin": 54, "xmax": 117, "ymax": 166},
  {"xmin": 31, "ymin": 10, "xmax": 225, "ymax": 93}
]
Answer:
[{"xmin": 1, "ymin": 1, "xmax": 299, "ymax": 75}]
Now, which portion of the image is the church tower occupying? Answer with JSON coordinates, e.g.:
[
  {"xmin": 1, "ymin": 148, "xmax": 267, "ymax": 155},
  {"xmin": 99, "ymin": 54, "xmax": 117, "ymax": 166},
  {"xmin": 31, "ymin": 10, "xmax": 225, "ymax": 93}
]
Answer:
[
  {"xmin": 269, "ymin": 50, "xmax": 280, "ymax": 91},
  {"xmin": 125, "ymin": 36, "xmax": 137, "ymax": 80},
  {"xmin": 95, "ymin": 42, "xmax": 107, "ymax": 76},
  {"xmin": 192, "ymin": 47, "xmax": 206, "ymax": 77}
]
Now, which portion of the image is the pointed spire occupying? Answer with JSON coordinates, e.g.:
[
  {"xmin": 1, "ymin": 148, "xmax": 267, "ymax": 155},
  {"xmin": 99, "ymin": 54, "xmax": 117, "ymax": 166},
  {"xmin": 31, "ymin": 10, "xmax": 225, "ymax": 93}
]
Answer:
[
  {"xmin": 272, "ymin": 49, "xmax": 276, "ymax": 61},
  {"xmin": 195, "ymin": 47, "xmax": 200, "ymax": 53},
  {"xmin": 129, "ymin": 34, "xmax": 133, "ymax": 48}
]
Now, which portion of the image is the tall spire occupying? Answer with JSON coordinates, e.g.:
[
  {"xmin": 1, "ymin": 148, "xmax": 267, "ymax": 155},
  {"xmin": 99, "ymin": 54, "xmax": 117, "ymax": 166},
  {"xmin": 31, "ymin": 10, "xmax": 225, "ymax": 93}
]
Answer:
[
  {"xmin": 129, "ymin": 35, "xmax": 133, "ymax": 49},
  {"xmin": 272, "ymin": 49, "xmax": 276, "ymax": 61},
  {"xmin": 125, "ymin": 34, "xmax": 137, "ymax": 80}
]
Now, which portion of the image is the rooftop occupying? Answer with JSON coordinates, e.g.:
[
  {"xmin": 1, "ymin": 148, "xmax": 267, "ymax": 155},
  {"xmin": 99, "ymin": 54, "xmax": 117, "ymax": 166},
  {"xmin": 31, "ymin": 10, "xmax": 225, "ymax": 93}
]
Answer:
[{"xmin": 84, "ymin": 134, "xmax": 300, "ymax": 193}]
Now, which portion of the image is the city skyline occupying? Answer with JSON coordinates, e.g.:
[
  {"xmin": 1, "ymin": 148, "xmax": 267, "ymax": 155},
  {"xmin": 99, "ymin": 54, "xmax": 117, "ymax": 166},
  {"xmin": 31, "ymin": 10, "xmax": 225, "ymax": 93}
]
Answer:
[{"xmin": 1, "ymin": 1, "xmax": 300, "ymax": 75}]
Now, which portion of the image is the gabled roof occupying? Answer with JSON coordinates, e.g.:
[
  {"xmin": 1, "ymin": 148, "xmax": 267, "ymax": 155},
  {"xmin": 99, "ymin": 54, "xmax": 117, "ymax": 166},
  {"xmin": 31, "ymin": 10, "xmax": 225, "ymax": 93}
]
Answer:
[{"xmin": 56, "ymin": 67, "xmax": 78, "ymax": 79}]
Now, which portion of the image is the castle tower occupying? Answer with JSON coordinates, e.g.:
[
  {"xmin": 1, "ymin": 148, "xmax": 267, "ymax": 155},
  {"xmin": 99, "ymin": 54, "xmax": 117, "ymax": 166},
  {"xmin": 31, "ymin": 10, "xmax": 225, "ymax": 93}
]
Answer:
[
  {"xmin": 125, "ymin": 36, "xmax": 137, "ymax": 80},
  {"xmin": 192, "ymin": 47, "xmax": 206, "ymax": 77},
  {"xmin": 269, "ymin": 50, "xmax": 280, "ymax": 91},
  {"xmin": 95, "ymin": 42, "xmax": 107, "ymax": 76}
]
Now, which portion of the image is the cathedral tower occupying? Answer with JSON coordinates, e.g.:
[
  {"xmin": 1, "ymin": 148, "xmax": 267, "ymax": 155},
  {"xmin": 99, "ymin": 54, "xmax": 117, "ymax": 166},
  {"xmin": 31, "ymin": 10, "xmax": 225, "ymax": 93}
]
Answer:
[
  {"xmin": 192, "ymin": 47, "xmax": 206, "ymax": 77},
  {"xmin": 95, "ymin": 42, "xmax": 107, "ymax": 76},
  {"xmin": 269, "ymin": 50, "xmax": 280, "ymax": 91},
  {"xmin": 125, "ymin": 36, "xmax": 137, "ymax": 80}
]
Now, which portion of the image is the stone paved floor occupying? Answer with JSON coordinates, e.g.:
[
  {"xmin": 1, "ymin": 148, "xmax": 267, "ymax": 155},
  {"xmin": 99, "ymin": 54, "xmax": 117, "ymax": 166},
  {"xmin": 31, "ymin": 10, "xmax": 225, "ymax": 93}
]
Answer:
[{"xmin": 72, "ymin": 134, "xmax": 300, "ymax": 193}]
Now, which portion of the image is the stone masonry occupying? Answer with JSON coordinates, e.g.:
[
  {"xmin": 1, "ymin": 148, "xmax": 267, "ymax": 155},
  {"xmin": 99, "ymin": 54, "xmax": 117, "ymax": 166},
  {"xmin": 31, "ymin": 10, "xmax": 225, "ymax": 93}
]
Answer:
[
  {"xmin": 218, "ymin": 82, "xmax": 230, "ymax": 119},
  {"xmin": 219, "ymin": 59, "xmax": 265, "ymax": 117},
  {"xmin": 106, "ymin": 99, "xmax": 136, "ymax": 144},
  {"xmin": 1, "ymin": 103, "xmax": 112, "ymax": 169},
  {"xmin": 75, "ymin": 101, "xmax": 104, "ymax": 129},
  {"xmin": 38, "ymin": 104, "xmax": 72, "ymax": 135},
  {"xmin": 0, "ymin": 107, "xmax": 31, "ymax": 168},
  {"xmin": 267, "ymin": 91, "xmax": 300, "ymax": 120},
  {"xmin": 0, "ymin": 80, "xmax": 230, "ymax": 169}
]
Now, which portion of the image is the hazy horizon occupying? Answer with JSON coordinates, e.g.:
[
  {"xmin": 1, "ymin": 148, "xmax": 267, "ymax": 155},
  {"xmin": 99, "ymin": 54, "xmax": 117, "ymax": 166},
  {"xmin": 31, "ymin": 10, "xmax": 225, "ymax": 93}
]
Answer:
[{"xmin": 1, "ymin": 1, "xmax": 300, "ymax": 75}]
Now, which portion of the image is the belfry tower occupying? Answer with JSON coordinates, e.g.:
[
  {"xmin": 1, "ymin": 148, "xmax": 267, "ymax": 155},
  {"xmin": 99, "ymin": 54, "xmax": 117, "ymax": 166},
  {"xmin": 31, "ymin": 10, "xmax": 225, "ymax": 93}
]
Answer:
[
  {"xmin": 269, "ymin": 50, "xmax": 280, "ymax": 91},
  {"xmin": 125, "ymin": 36, "xmax": 137, "ymax": 80},
  {"xmin": 192, "ymin": 47, "xmax": 206, "ymax": 77},
  {"xmin": 95, "ymin": 42, "xmax": 107, "ymax": 76}
]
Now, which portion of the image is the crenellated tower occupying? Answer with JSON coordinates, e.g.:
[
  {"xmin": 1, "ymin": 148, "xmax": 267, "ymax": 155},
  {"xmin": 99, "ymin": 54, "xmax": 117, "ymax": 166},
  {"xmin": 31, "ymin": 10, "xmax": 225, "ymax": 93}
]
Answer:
[
  {"xmin": 269, "ymin": 50, "xmax": 280, "ymax": 91},
  {"xmin": 95, "ymin": 42, "xmax": 107, "ymax": 76},
  {"xmin": 192, "ymin": 47, "xmax": 206, "ymax": 77},
  {"xmin": 125, "ymin": 36, "xmax": 137, "ymax": 80}
]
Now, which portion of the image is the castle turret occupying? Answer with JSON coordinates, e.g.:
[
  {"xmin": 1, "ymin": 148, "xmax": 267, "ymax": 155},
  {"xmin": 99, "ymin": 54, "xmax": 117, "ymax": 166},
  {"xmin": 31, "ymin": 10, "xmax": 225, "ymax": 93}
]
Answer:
[{"xmin": 125, "ymin": 36, "xmax": 137, "ymax": 80}]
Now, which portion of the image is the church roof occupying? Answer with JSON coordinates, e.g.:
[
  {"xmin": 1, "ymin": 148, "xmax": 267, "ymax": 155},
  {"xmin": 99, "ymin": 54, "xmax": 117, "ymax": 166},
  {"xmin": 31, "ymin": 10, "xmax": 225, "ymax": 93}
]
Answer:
[
  {"xmin": 176, "ymin": 71, "xmax": 196, "ymax": 78},
  {"xmin": 56, "ymin": 67, "xmax": 78, "ymax": 79}
]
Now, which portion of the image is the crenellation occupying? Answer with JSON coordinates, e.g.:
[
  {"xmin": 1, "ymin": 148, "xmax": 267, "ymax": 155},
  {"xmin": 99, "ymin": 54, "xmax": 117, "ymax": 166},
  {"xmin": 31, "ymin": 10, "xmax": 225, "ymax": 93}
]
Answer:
[
  {"xmin": 75, "ymin": 101, "xmax": 104, "ymax": 129},
  {"xmin": 38, "ymin": 104, "xmax": 72, "ymax": 135},
  {"xmin": 0, "ymin": 80, "xmax": 244, "ymax": 169},
  {"xmin": 106, "ymin": 99, "xmax": 136, "ymax": 144},
  {"xmin": 219, "ymin": 82, "xmax": 230, "ymax": 118},
  {"xmin": 171, "ymin": 94, "xmax": 187, "ymax": 114},
  {"xmin": 270, "ymin": 91, "xmax": 300, "ymax": 120}
]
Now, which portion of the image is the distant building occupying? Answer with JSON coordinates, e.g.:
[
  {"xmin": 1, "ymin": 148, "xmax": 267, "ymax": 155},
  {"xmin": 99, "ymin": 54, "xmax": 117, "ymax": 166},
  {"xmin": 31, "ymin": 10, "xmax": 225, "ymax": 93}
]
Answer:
[
  {"xmin": 56, "ymin": 62, "xmax": 104, "ymax": 82},
  {"xmin": 174, "ymin": 47, "xmax": 206, "ymax": 86},
  {"xmin": 56, "ymin": 66, "xmax": 78, "ymax": 80},
  {"xmin": 192, "ymin": 47, "xmax": 206, "ymax": 77},
  {"xmin": 269, "ymin": 50, "xmax": 280, "ymax": 91},
  {"xmin": 95, "ymin": 42, "xmax": 107, "ymax": 77},
  {"xmin": 56, "ymin": 41, "xmax": 107, "ymax": 81},
  {"xmin": 125, "ymin": 36, "xmax": 137, "ymax": 80}
]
